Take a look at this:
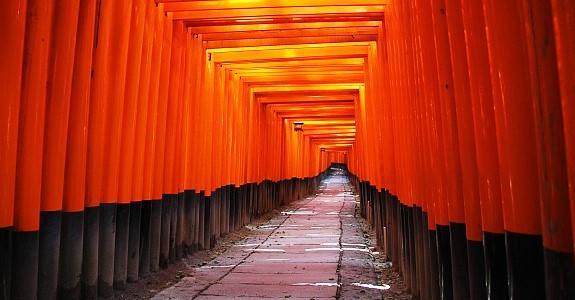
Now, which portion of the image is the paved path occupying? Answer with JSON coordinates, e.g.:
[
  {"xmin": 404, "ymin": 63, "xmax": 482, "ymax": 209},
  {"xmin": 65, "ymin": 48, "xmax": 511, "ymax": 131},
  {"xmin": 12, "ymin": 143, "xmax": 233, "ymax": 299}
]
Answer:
[{"xmin": 154, "ymin": 171, "xmax": 389, "ymax": 299}]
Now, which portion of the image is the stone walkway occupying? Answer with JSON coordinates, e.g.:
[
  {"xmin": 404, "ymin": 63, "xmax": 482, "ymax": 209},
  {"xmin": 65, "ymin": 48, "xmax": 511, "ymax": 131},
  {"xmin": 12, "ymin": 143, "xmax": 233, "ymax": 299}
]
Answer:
[{"xmin": 153, "ymin": 171, "xmax": 389, "ymax": 299}]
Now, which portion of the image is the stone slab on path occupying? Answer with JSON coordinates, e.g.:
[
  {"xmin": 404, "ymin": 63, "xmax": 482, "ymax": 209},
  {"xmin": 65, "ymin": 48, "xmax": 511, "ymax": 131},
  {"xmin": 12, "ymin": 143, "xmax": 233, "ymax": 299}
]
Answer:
[{"xmin": 153, "ymin": 171, "xmax": 392, "ymax": 299}]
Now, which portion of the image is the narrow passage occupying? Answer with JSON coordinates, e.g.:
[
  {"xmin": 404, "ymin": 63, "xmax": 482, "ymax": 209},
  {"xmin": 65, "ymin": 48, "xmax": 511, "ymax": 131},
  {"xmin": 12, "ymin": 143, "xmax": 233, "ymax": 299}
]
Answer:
[{"xmin": 153, "ymin": 169, "xmax": 395, "ymax": 299}]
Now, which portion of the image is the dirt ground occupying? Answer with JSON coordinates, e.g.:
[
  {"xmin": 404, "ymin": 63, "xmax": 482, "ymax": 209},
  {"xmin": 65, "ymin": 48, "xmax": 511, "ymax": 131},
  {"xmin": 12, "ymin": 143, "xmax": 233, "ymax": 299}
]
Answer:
[{"xmin": 357, "ymin": 216, "xmax": 412, "ymax": 300}]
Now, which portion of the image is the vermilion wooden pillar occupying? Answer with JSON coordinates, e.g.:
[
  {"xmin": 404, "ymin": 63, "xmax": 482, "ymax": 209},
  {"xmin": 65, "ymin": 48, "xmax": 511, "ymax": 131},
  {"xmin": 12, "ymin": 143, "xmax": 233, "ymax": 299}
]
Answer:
[
  {"xmin": 483, "ymin": 0, "xmax": 545, "ymax": 298},
  {"xmin": 114, "ymin": 0, "xmax": 147, "ymax": 289},
  {"xmin": 430, "ymin": 1, "xmax": 469, "ymax": 298},
  {"xmin": 550, "ymin": 0, "xmax": 575, "ymax": 266},
  {"xmin": 101, "ymin": 0, "xmax": 133, "ymax": 296},
  {"xmin": 444, "ymin": 1, "xmax": 486, "ymax": 298},
  {"xmin": 150, "ymin": 12, "xmax": 173, "ymax": 274},
  {"xmin": 0, "ymin": 1, "xmax": 26, "ymax": 298},
  {"xmin": 59, "ymin": 0, "xmax": 98, "ymax": 298},
  {"xmin": 38, "ymin": 1, "xmax": 81, "ymax": 298},
  {"xmin": 459, "ymin": 0, "xmax": 508, "ymax": 298},
  {"xmin": 523, "ymin": 0, "xmax": 574, "ymax": 297},
  {"xmin": 12, "ymin": 1, "xmax": 54, "ymax": 299}
]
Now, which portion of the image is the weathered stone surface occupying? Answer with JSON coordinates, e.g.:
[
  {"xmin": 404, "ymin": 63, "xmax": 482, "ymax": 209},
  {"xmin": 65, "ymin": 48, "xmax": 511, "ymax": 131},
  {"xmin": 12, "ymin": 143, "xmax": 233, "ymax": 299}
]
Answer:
[{"xmin": 153, "ymin": 172, "xmax": 406, "ymax": 299}]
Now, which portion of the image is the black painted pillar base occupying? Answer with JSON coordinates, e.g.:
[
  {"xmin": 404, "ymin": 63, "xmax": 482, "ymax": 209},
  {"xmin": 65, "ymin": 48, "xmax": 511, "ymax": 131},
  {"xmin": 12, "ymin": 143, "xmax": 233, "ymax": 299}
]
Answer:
[
  {"xmin": 0, "ymin": 227, "xmax": 12, "ymax": 300},
  {"xmin": 193, "ymin": 192, "xmax": 200, "ymax": 252},
  {"xmin": 204, "ymin": 195, "xmax": 212, "ymax": 249},
  {"xmin": 183, "ymin": 190, "xmax": 194, "ymax": 255},
  {"xmin": 223, "ymin": 186, "xmax": 229, "ymax": 236},
  {"xmin": 420, "ymin": 213, "xmax": 430, "ymax": 300},
  {"xmin": 428, "ymin": 229, "xmax": 440, "ymax": 300},
  {"xmin": 169, "ymin": 194, "xmax": 178, "ymax": 262},
  {"xmin": 214, "ymin": 189, "xmax": 221, "ymax": 241},
  {"xmin": 483, "ymin": 232, "xmax": 508, "ymax": 300},
  {"xmin": 466, "ymin": 239, "xmax": 486, "ymax": 300},
  {"xmin": 448, "ymin": 222, "xmax": 469, "ymax": 300},
  {"xmin": 228, "ymin": 186, "xmax": 234, "ymax": 234},
  {"xmin": 543, "ymin": 248, "xmax": 575, "ymax": 299},
  {"xmin": 113, "ymin": 203, "xmax": 130, "ymax": 290},
  {"xmin": 505, "ymin": 232, "xmax": 546, "ymax": 299},
  {"xmin": 159, "ymin": 195, "xmax": 171, "ymax": 269},
  {"xmin": 149, "ymin": 200, "xmax": 162, "ymax": 272},
  {"xmin": 209, "ymin": 192, "xmax": 216, "ymax": 248},
  {"xmin": 38, "ymin": 211, "xmax": 62, "ymax": 300},
  {"xmin": 436, "ymin": 224, "xmax": 453, "ymax": 300},
  {"xmin": 139, "ymin": 201, "xmax": 152, "ymax": 278},
  {"xmin": 198, "ymin": 192, "xmax": 205, "ymax": 250},
  {"xmin": 127, "ymin": 201, "xmax": 142, "ymax": 282},
  {"xmin": 175, "ymin": 193, "xmax": 184, "ymax": 260},
  {"xmin": 11, "ymin": 231, "xmax": 39, "ymax": 300},
  {"xmin": 413, "ymin": 207, "xmax": 423, "ymax": 299},
  {"xmin": 58, "ymin": 211, "xmax": 84, "ymax": 299},
  {"xmin": 82, "ymin": 206, "xmax": 99, "ymax": 300},
  {"xmin": 98, "ymin": 204, "xmax": 117, "ymax": 298}
]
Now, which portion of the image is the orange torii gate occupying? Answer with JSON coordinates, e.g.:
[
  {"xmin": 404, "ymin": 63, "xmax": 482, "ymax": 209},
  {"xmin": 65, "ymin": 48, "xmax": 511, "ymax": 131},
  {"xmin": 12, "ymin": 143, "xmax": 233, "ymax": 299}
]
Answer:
[{"xmin": 0, "ymin": 0, "xmax": 574, "ymax": 299}]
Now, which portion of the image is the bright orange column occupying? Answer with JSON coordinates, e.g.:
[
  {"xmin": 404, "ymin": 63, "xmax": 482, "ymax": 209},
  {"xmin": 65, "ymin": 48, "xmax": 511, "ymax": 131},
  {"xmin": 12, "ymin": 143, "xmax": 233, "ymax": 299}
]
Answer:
[
  {"xmin": 0, "ymin": 0, "xmax": 26, "ymax": 231},
  {"xmin": 523, "ymin": 0, "xmax": 574, "ymax": 297},
  {"xmin": 38, "ymin": 1, "xmax": 80, "ymax": 297},
  {"xmin": 460, "ymin": 0, "xmax": 508, "ymax": 298},
  {"xmin": 483, "ymin": 0, "xmax": 545, "ymax": 298},
  {"xmin": 118, "ymin": 0, "xmax": 147, "ymax": 205},
  {"xmin": 550, "ymin": 0, "xmax": 575, "ymax": 257},
  {"xmin": 40, "ymin": 0, "xmax": 80, "ymax": 213},
  {"xmin": 12, "ymin": 0, "xmax": 54, "ymax": 298}
]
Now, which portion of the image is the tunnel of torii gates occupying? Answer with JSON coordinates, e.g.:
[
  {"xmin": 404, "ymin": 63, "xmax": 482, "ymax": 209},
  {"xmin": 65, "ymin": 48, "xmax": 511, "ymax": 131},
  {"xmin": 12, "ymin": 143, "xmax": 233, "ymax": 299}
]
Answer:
[{"xmin": 0, "ymin": 0, "xmax": 575, "ymax": 299}]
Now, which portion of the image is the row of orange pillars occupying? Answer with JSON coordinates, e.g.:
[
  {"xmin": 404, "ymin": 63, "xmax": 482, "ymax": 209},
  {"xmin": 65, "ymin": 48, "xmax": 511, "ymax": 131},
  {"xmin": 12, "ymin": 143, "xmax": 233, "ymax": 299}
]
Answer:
[{"xmin": 1, "ymin": 0, "xmax": 575, "ymax": 299}]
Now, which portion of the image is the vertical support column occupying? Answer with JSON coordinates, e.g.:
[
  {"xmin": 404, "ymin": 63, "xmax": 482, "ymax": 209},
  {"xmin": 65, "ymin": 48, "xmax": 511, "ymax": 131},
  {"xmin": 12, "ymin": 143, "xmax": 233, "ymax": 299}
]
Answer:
[
  {"xmin": 59, "ymin": 0, "xmax": 98, "ymax": 296},
  {"xmin": 550, "ymin": 0, "xmax": 575, "ymax": 282},
  {"xmin": 84, "ymin": 0, "xmax": 115, "ymax": 297},
  {"xmin": 12, "ymin": 1, "xmax": 54, "ymax": 299},
  {"xmin": 430, "ymin": 0, "xmax": 469, "ymax": 298},
  {"xmin": 99, "ymin": 0, "xmax": 133, "ymax": 296},
  {"xmin": 117, "ymin": 0, "xmax": 146, "ymax": 286},
  {"xmin": 525, "ymin": 0, "xmax": 575, "ymax": 297},
  {"xmin": 133, "ymin": 0, "xmax": 154, "ymax": 272},
  {"xmin": 150, "ymin": 11, "xmax": 173, "ymax": 274},
  {"xmin": 160, "ymin": 19, "xmax": 184, "ymax": 268},
  {"xmin": 483, "ymin": 1, "xmax": 545, "ymax": 298},
  {"xmin": 39, "ymin": 1, "xmax": 81, "ymax": 299},
  {"xmin": 0, "ymin": 1, "xmax": 27, "ymax": 298},
  {"xmin": 459, "ymin": 0, "xmax": 508, "ymax": 298},
  {"xmin": 444, "ymin": 1, "xmax": 486, "ymax": 298},
  {"xmin": 141, "ymin": 0, "xmax": 168, "ymax": 280}
]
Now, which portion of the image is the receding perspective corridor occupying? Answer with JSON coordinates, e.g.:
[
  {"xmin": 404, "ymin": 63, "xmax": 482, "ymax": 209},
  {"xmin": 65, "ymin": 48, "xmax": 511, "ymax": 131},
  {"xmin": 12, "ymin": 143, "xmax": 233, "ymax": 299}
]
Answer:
[
  {"xmin": 1, "ymin": 0, "xmax": 575, "ymax": 300},
  {"xmin": 154, "ymin": 167, "xmax": 394, "ymax": 299}
]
